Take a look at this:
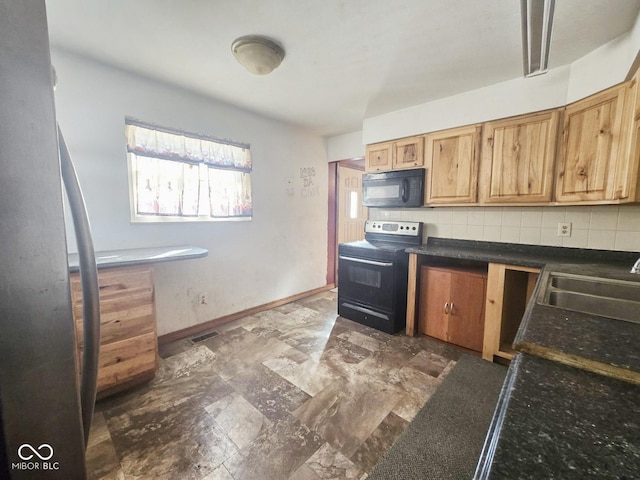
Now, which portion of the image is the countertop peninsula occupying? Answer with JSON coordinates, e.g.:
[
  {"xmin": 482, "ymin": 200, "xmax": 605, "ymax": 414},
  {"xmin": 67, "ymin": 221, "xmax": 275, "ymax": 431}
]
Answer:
[
  {"xmin": 475, "ymin": 354, "xmax": 640, "ymax": 479},
  {"xmin": 476, "ymin": 260, "xmax": 640, "ymax": 478},
  {"xmin": 406, "ymin": 238, "xmax": 640, "ymax": 479},
  {"xmin": 68, "ymin": 245, "xmax": 208, "ymax": 272}
]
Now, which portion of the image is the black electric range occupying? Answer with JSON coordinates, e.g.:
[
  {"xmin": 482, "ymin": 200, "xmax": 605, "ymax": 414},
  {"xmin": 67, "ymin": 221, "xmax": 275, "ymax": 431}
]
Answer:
[{"xmin": 337, "ymin": 220, "xmax": 423, "ymax": 334}]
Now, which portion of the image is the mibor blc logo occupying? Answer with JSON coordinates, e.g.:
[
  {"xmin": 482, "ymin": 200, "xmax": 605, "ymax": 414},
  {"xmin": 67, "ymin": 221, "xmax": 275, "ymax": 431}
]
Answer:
[{"xmin": 12, "ymin": 443, "xmax": 60, "ymax": 471}]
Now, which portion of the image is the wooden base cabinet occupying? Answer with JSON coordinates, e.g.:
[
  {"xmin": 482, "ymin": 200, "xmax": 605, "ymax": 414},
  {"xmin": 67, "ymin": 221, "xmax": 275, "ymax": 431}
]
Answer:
[
  {"xmin": 70, "ymin": 265, "xmax": 158, "ymax": 396},
  {"xmin": 482, "ymin": 263, "xmax": 540, "ymax": 361},
  {"xmin": 418, "ymin": 266, "xmax": 487, "ymax": 352}
]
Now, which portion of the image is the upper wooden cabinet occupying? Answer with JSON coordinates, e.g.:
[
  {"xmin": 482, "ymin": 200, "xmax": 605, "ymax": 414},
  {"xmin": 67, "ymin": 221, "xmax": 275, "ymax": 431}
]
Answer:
[
  {"xmin": 365, "ymin": 142, "xmax": 393, "ymax": 172},
  {"xmin": 365, "ymin": 136, "xmax": 424, "ymax": 172},
  {"xmin": 623, "ymin": 71, "xmax": 640, "ymax": 203},
  {"xmin": 365, "ymin": 74, "xmax": 640, "ymax": 206},
  {"xmin": 393, "ymin": 135, "xmax": 424, "ymax": 169},
  {"xmin": 555, "ymin": 83, "xmax": 633, "ymax": 203},
  {"xmin": 425, "ymin": 125, "xmax": 481, "ymax": 204},
  {"xmin": 480, "ymin": 110, "xmax": 559, "ymax": 204}
]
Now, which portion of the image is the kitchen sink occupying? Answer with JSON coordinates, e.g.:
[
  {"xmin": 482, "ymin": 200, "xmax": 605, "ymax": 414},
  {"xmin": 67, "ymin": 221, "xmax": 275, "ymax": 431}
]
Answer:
[
  {"xmin": 547, "ymin": 291, "xmax": 639, "ymax": 323},
  {"xmin": 550, "ymin": 275, "xmax": 640, "ymax": 302},
  {"xmin": 539, "ymin": 273, "xmax": 640, "ymax": 324}
]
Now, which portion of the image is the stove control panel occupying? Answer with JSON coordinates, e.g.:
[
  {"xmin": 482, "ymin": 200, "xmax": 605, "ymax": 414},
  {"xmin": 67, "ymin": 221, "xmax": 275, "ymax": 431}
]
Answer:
[{"xmin": 365, "ymin": 220, "xmax": 422, "ymax": 237}]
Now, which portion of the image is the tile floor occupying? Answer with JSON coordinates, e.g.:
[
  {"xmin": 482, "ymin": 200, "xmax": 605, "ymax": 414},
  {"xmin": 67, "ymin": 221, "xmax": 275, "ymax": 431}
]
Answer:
[{"xmin": 86, "ymin": 291, "xmax": 464, "ymax": 480}]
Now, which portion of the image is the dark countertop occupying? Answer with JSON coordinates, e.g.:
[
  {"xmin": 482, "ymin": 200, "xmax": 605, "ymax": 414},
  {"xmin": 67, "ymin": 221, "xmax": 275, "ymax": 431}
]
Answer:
[
  {"xmin": 475, "ymin": 354, "xmax": 640, "ymax": 479},
  {"xmin": 68, "ymin": 245, "xmax": 208, "ymax": 272},
  {"xmin": 515, "ymin": 262, "xmax": 640, "ymax": 382},
  {"xmin": 406, "ymin": 237, "xmax": 638, "ymax": 268}
]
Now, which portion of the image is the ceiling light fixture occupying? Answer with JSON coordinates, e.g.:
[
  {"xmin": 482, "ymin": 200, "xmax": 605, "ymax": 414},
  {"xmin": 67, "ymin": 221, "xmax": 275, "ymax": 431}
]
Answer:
[
  {"xmin": 521, "ymin": 0, "xmax": 555, "ymax": 77},
  {"xmin": 231, "ymin": 35, "xmax": 285, "ymax": 75}
]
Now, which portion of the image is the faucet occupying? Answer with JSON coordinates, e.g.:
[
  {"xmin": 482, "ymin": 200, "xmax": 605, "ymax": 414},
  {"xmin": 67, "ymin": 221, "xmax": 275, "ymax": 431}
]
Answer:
[{"xmin": 632, "ymin": 258, "xmax": 640, "ymax": 274}]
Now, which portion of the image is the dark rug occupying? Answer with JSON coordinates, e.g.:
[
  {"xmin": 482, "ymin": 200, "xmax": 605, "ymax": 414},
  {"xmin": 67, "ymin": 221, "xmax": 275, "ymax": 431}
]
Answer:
[{"xmin": 368, "ymin": 354, "xmax": 507, "ymax": 480}]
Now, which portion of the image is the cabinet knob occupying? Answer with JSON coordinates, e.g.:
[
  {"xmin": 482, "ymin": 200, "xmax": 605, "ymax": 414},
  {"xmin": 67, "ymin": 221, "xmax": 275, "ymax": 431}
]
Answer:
[{"xmin": 444, "ymin": 302, "xmax": 450, "ymax": 314}]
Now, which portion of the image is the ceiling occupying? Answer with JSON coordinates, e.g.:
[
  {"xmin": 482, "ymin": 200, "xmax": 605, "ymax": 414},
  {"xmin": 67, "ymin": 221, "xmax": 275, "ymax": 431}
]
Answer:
[{"xmin": 46, "ymin": 0, "xmax": 640, "ymax": 137}]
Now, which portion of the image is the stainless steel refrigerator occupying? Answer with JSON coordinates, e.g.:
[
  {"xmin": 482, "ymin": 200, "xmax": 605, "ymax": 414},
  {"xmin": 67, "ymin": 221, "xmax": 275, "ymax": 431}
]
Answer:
[{"xmin": 1, "ymin": 1, "xmax": 101, "ymax": 478}]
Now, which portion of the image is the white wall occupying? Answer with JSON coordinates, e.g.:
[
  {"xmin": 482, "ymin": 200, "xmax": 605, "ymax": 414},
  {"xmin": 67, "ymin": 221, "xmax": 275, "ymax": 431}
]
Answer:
[
  {"xmin": 53, "ymin": 50, "xmax": 329, "ymax": 336},
  {"xmin": 370, "ymin": 204, "xmax": 640, "ymax": 252},
  {"xmin": 362, "ymin": 66, "xmax": 571, "ymax": 145},
  {"xmin": 329, "ymin": 13, "xmax": 640, "ymax": 157},
  {"xmin": 361, "ymin": 21, "xmax": 640, "ymax": 144},
  {"xmin": 567, "ymin": 11, "xmax": 640, "ymax": 102},
  {"xmin": 327, "ymin": 130, "xmax": 365, "ymax": 161}
]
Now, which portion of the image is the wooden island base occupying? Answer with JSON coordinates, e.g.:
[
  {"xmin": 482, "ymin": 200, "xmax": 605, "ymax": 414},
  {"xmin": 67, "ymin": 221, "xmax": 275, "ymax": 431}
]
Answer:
[{"xmin": 70, "ymin": 265, "xmax": 158, "ymax": 396}]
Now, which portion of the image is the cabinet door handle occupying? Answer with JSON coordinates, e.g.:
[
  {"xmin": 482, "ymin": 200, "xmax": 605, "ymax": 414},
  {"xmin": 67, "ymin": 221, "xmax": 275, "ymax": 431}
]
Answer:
[
  {"xmin": 450, "ymin": 302, "xmax": 454, "ymax": 315},
  {"xmin": 444, "ymin": 302, "xmax": 450, "ymax": 314}
]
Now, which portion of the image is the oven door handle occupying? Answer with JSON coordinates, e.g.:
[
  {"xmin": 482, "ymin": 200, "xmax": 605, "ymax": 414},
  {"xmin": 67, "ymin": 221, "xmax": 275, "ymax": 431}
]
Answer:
[{"xmin": 339, "ymin": 255, "xmax": 394, "ymax": 267}]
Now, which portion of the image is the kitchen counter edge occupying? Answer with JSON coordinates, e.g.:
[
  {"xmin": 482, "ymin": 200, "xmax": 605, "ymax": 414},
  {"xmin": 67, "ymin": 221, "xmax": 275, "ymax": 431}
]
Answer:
[{"xmin": 68, "ymin": 245, "xmax": 208, "ymax": 272}]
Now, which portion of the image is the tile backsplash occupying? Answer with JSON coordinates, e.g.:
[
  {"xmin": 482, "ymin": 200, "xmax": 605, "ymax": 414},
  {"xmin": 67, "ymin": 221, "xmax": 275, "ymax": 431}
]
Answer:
[{"xmin": 369, "ymin": 204, "xmax": 640, "ymax": 252}]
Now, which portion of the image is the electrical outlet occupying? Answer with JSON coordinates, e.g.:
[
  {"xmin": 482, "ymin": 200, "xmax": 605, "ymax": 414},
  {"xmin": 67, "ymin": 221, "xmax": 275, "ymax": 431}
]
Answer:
[
  {"xmin": 557, "ymin": 222, "xmax": 572, "ymax": 237},
  {"xmin": 198, "ymin": 293, "xmax": 208, "ymax": 305}
]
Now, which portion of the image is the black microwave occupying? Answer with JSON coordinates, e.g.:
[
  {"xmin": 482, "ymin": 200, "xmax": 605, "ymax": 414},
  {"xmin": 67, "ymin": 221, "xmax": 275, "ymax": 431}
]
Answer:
[{"xmin": 362, "ymin": 168, "xmax": 425, "ymax": 207}]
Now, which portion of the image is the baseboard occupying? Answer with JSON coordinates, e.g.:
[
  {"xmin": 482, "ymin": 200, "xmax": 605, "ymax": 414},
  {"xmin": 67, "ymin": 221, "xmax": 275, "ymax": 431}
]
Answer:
[{"xmin": 158, "ymin": 284, "xmax": 335, "ymax": 345}]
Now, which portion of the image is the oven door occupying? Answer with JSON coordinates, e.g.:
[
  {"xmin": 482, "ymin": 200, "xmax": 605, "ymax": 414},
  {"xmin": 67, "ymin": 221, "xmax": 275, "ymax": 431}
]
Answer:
[{"xmin": 338, "ymin": 254, "xmax": 395, "ymax": 311}]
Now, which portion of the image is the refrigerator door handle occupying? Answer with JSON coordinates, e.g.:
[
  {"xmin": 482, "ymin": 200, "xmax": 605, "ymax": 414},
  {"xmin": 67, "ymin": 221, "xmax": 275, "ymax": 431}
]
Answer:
[{"xmin": 58, "ymin": 126, "xmax": 100, "ymax": 448}]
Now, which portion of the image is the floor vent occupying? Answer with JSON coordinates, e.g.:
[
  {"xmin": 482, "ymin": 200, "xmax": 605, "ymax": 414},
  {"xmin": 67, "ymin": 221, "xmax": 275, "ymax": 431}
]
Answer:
[{"xmin": 190, "ymin": 330, "xmax": 219, "ymax": 343}]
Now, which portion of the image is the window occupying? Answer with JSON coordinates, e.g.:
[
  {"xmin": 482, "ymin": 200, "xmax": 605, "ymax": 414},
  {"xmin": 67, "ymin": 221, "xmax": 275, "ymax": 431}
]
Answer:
[
  {"xmin": 125, "ymin": 119, "xmax": 252, "ymax": 222},
  {"xmin": 349, "ymin": 191, "xmax": 358, "ymax": 219}
]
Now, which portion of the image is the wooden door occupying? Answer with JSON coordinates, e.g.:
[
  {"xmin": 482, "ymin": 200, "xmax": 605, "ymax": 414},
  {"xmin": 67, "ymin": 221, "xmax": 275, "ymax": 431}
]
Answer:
[
  {"xmin": 555, "ymin": 84, "xmax": 629, "ymax": 202},
  {"xmin": 365, "ymin": 142, "xmax": 393, "ymax": 172},
  {"xmin": 481, "ymin": 110, "xmax": 559, "ymax": 203},
  {"xmin": 425, "ymin": 125, "xmax": 481, "ymax": 204},
  {"xmin": 393, "ymin": 135, "xmax": 424, "ymax": 170},
  {"xmin": 447, "ymin": 270, "xmax": 487, "ymax": 352},
  {"xmin": 419, "ymin": 267, "xmax": 450, "ymax": 342},
  {"xmin": 338, "ymin": 165, "xmax": 368, "ymax": 244}
]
